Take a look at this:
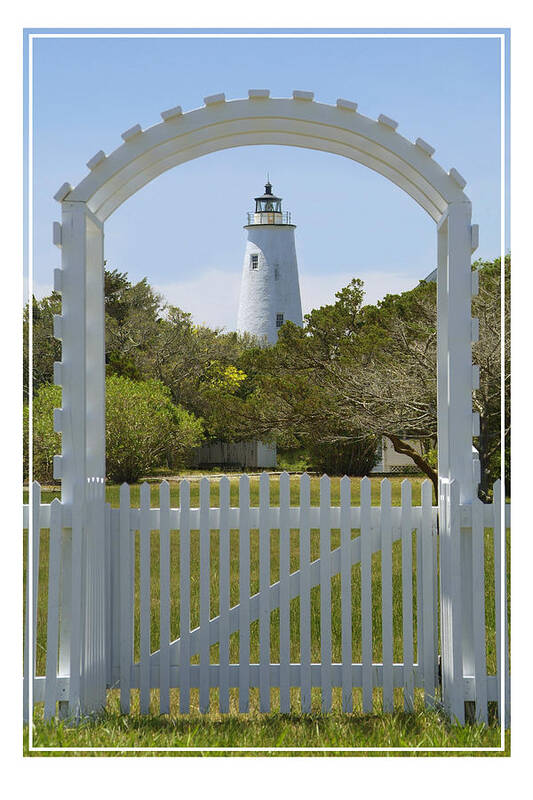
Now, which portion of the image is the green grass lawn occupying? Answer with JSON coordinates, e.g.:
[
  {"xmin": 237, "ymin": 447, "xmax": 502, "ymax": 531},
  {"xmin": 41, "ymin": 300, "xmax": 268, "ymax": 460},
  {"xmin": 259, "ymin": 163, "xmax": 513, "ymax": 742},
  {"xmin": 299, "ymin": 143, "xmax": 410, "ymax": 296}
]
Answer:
[
  {"xmin": 27, "ymin": 703, "xmax": 508, "ymax": 754},
  {"xmin": 24, "ymin": 474, "xmax": 509, "ymax": 755}
]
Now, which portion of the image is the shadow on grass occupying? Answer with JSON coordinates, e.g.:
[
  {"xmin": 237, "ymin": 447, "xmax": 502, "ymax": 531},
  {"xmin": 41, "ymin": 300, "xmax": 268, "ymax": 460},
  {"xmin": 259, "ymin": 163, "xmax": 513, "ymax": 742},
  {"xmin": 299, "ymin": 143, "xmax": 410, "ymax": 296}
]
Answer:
[{"xmin": 26, "ymin": 705, "xmax": 508, "ymax": 755}]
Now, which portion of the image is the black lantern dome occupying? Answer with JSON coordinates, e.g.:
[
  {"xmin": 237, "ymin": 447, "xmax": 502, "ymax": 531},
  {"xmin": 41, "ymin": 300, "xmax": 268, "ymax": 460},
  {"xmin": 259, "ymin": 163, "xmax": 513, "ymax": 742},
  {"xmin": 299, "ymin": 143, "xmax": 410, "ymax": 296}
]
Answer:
[{"xmin": 254, "ymin": 181, "xmax": 282, "ymax": 214}]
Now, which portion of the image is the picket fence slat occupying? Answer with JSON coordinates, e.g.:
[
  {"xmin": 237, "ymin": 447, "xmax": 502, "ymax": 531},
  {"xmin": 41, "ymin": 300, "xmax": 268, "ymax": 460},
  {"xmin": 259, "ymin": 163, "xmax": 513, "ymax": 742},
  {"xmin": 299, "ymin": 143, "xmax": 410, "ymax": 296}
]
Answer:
[
  {"xmin": 441, "ymin": 481, "xmax": 452, "ymax": 716},
  {"xmin": 219, "ymin": 476, "xmax": 231, "ymax": 713},
  {"xmin": 84, "ymin": 478, "xmax": 106, "ymax": 713},
  {"xmin": 44, "ymin": 499, "xmax": 62, "ymax": 719},
  {"xmin": 85, "ymin": 482, "xmax": 93, "ymax": 711},
  {"xmin": 501, "ymin": 487, "xmax": 510, "ymax": 729},
  {"xmin": 69, "ymin": 482, "xmax": 87, "ymax": 718},
  {"xmin": 441, "ymin": 481, "xmax": 451, "ymax": 716},
  {"xmin": 199, "ymin": 477, "xmax": 211, "ymax": 713},
  {"xmin": 159, "ymin": 481, "xmax": 171, "ymax": 714},
  {"xmin": 85, "ymin": 480, "xmax": 93, "ymax": 711},
  {"xmin": 279, "ymin": 472, "xmax": 291, "ymax": 713},
  {"xmin": 433, "ymin": 523, "xmax": 439, "ymax": 690},
  {"xmin": 381, "ymin": 479, "xmax": 393, "ymax": 712},
  {"xmin": 416, "ymin": 520, "xmax": 423, "ymax": 671},
  {"xmin": 110, "ymin": 509, "xmax": 120, "ymax": 682},
  {"xmin": 119, "ymin": 483, "xmax": 132, "ymax": 713},
  {"xmin": 99, "ymin": 483, "xmax": 107, "ymax": 707},
  {"xmin": 179, "ymin": 480, "xmax": 191, "ymax": 713},
  {"xmin": 493, "ymin": 480, "xmax": 501, "ymax": 723},
  {"xmin": 299, "ymin": 473, "xmax": 312, "ymax": 713},
  {"xmin": 140, "ymin": 483, "xmax": 151, "ymax": 714},
  {"xmin": 259, "ymin": 472, "xmax": 270, "ymax": 712},
  {"xmin": 238, "ymin": 475, "xmax": 250, "ymax": 712},
  {"xmin": 361, "ymin": 476, "xmax": 373, "ymax": 713},
  {"xmin": 129, "ymin": 489, "xmax": 135, "ymax": 702},
  {"xmin": 24, "ymin": 483, "xmax": 40, "ymax": 722},
  {"xmin": 493, "ymin": 478, "xmax": 510, "ymax": 726},
  {"xmin": 492, "ymin": 481, "xmax": 510, "ymax": 726},
  {"xmin": 422, "ymin": 480, "xmax": 435, "ymax": 708},
  {"xmin": 472, "ymin": 497, "xmax": 488, "ymax": 723},
  {"xmin": 320, "ymin": 475, "xmax": 332, "ymax": 713},
  {"xmin": 105, "ymin": 501, "xmax": 112, "ymax": 688},
  {"xmin": 58, "ymin": 513, "xmax": 72, "ymax": 707},
  {"xmin": 100, "ymin": 484, "xmax": 107, "ymax": 706},
  {"xmin": 32, "ymin": 482, "xmax": 41, "ymax": 685},
  {"xmin": 449, "ymin": 479, "xmax": 465, "ymax": 724},
  {"xmin": 340, "ymin": 476, "xmax": 352, "ymax": 712},
  {"xmin": 401, "ymin": 480, "xmax": 414, "ymax": 711}
]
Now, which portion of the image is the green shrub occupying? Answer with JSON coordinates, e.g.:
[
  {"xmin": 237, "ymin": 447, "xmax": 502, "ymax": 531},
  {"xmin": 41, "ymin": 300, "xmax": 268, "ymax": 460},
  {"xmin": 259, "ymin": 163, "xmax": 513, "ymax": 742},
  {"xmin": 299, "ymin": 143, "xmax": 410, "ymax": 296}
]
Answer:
[
  {"xmin": 307, "ymin": 436, "xmax": 379, "ymax": 476},
  {"xmin": 105, "ymin": 375, "xmax": 204, "ymax": 482},
  {"xmin": 26, "ymin": 377, "xmax": 204, "ymax": 484},
  {"xmin": 24, "ymin": 383, "xmax": 62, "ymax": 484}
]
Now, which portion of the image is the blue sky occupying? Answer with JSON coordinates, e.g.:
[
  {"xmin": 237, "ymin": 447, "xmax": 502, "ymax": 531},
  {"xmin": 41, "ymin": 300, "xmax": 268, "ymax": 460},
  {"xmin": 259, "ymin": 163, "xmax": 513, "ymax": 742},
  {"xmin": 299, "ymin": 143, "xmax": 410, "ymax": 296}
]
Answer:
[{"xmin": 29, "ymin": 33, "xmax": 507, "ymax": 329}]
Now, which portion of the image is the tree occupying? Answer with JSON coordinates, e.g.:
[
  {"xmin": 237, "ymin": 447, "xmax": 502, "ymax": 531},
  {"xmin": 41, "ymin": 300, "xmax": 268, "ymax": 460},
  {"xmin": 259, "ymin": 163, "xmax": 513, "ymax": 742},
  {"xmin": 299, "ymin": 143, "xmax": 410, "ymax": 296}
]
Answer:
[
  {"xmin": 23, "ymin": 293, "xmax": 62, "ymax": 401},
  {"xmin": 105, "ymin": 375, "xmax": 204, "ymax": 482},
  {"xmin": 24, "ymin": 268, "xmax": 165, "ymax": 398},
  {"xmin": 24, "ymin": 260, "xmax": 508, "ymax": 493},
  {"xmin": 227, "ymin": 261, "xmax": 509, "ymax": 498},
  {"xmin": 24, "ymin": 267, "xmax": 254, "ymax": 439},
  {"xmin": 130, "ymin": 304, "xmax": 257, "ymax": 439},
  {"xmin": 104, "ymin": 270, "xmax": 163, "ymax": 379},
  {"xmin": 307, "ymin": 437, "xmax": 379, "ymax": 476},
  {"xmin": 220, "ymin": 279, "xmax": 437, "ymax": 484},
  {"xmin": 472, "ymin": 255, "xmax": 510, "ymax": 497},
  {"xmin": 23, "ymin": 383, "xmax": 61, "ymax": 483},
  {"xmin": 25, "ymin": 377, "xmax": 204, "ymax": 484}
]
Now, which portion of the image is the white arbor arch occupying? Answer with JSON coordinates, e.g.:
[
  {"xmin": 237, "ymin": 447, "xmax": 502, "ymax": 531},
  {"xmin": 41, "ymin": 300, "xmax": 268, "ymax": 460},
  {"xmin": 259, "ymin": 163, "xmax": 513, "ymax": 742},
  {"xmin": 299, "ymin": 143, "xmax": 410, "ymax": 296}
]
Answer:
[{"xmin": 51, "ymin": 91, "xmax": 479, "ymax": 716}]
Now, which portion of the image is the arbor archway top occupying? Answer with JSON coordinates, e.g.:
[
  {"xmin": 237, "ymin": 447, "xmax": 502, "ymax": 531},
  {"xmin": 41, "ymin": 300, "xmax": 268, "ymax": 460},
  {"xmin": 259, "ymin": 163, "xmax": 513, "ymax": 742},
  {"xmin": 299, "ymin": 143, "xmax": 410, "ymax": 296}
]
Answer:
[{"xmin": 54, "ymin": 91, "xmax": 470, "ymax": 223}]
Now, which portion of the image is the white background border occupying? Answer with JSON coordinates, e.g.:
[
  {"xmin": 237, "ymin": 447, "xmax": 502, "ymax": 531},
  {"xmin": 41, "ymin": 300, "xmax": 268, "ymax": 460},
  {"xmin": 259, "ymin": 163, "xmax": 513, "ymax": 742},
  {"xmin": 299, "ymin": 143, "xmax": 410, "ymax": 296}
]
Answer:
[{"xmin": 1, "ymin": 0, "xmax": 526, "ymax": 791}]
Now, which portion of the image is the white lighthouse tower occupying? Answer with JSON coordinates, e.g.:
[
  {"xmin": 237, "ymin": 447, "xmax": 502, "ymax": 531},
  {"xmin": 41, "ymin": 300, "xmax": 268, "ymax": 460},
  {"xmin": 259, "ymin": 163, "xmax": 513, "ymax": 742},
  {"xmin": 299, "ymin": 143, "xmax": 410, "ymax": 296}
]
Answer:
[{"xmin": 237, "ymin": 180, "xmax": 303, "ymax": 344}]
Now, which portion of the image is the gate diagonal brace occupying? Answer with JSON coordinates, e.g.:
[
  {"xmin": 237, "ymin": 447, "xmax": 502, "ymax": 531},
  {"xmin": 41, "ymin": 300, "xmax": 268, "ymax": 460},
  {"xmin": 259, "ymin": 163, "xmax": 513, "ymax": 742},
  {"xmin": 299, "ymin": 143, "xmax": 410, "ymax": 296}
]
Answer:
[{"xmin": 147, "ymin": 519, "xmax": 432, "ymax": 668}]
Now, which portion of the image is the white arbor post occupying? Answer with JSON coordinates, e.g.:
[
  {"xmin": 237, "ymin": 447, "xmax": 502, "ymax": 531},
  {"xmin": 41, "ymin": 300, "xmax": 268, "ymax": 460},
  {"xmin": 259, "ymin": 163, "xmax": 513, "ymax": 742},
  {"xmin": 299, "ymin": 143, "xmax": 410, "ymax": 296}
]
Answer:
[
  {"xmin": 54, "ymin": 199, "xmax": 107, "ymax": 717},
  {"xmin": 437, "ymin": 199, "xmax": 476, "ymax": 718}
]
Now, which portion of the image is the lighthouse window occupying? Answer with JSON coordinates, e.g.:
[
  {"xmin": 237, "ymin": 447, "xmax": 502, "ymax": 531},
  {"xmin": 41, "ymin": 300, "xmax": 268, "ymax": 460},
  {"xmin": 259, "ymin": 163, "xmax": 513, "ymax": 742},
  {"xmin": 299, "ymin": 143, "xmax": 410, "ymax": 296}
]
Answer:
[
  {"xmin": 274, "ymin": 267, "xmax": 279, "ymax": 280},
  {"xmin": 276, "ymin": 313, "xmax": 284, "ymax": 328},
  {"xmin": 250, "ymin": 254, "xmax": 258, "ymax": 269}
]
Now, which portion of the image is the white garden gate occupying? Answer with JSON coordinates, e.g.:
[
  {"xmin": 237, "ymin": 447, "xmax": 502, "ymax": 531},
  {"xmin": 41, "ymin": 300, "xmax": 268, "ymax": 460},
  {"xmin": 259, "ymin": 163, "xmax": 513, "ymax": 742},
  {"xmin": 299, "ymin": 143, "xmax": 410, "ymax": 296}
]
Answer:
[
  {"xmin": 24, "ymin": 473, "xmax": 509, "ymax": 724},
  {"xmin": 24, "ymin": 90, "xmax": 509, "ymax": 725}
]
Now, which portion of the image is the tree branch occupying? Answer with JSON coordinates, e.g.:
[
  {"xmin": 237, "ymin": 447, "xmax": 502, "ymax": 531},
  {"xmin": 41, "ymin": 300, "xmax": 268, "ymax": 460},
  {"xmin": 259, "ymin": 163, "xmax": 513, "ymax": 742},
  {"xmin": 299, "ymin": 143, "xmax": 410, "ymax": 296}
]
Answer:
[{"xmin": 383, "ymin": 433, "xmax": 438, "ymax": 501}]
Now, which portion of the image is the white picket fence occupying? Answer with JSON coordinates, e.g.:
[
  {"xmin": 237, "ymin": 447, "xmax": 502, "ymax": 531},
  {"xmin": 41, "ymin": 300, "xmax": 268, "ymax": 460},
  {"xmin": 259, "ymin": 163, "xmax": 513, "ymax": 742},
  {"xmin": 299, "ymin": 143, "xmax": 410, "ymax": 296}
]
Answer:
[
  {"xmin": 23, "ymin": 473, "xmax": 509, "ymax": 724},
  {"xmin": 439, "ymin": 479, "xmax": 510, "ymax": 726}
]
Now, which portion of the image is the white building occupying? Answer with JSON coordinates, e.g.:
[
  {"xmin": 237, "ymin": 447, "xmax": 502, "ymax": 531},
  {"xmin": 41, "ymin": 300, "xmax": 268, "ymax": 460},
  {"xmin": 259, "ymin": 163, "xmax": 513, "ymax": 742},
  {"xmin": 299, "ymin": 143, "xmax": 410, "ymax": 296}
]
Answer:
[
  {"xmin": 237, "ymin": 180, "xmax": 303, "ymax": 344},
  {"xmin": 190, "ymin": 440, "xmax": 277, "ymax": 471},
  {"xmin": 370, "ymin": 436, "xmax": 426, "ymax": 474}
]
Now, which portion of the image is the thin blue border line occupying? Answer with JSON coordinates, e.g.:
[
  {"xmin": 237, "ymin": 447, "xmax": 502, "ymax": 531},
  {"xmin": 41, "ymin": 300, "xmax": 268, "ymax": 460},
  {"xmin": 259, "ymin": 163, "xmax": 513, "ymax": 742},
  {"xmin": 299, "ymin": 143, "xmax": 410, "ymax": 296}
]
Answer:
[
  {"xmin": 22, "ymin": 36, "xmax": 28, "ymax": 308},
  {"xmin": 24, "ymin": 27, "xmax": 509, "ymax": 756},
  {"xmin": 23, "ymin": 27, "xmax": 510, "ymax": 33}
]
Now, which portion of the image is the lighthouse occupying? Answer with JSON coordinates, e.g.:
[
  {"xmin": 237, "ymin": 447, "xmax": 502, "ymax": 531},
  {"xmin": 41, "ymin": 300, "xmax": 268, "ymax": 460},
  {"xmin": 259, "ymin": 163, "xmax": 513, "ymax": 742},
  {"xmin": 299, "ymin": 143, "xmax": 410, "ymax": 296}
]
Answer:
[{"xmin": 236, "ymin": 180, "xmax": 303, "ymax": 344}]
